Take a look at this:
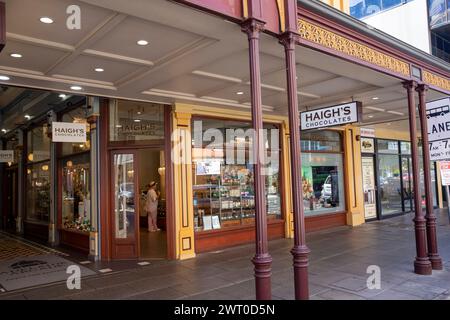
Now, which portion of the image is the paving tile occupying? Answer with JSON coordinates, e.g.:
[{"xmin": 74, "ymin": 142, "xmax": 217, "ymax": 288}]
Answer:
[
  {"xmin": 370, "ymin": 289, "xmax": 422, "ymax": 300},
  {"xmin": 126, "ymin": 287, "xmax": 186, "ymax": 300},
  {"xmin": 390, "ymin": 281, "xmax": 448, "ymax": 299},
  {"xmin": 316, "ymin": 288, "xmax": 366, "ymax": 300},
  {"xmin": 331, "ymin": 276, "xmax": 368, "ymax": 292}
]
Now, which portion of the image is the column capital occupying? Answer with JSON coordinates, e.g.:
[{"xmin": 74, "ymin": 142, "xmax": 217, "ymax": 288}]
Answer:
[
  {"xmin": 241, "ymin": 18, "xmax": 265, "ymax": 39},
  {"xmin": 416, "ymin": 83, "xmax": 429, "ymax": 94},
  {"xmin": 402, "ymin": 80, "xmax": 418, "ymax": 91},
  {"xmin": 279, "ymin": 31, "xmax": 299, "ymax": 49}
]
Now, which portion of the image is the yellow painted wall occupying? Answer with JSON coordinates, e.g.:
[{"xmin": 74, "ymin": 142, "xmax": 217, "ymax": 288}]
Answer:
[
  {"xmin": 321, "ymin": 0, "xmax": 350, "ymax": 14},
  {"xmin": 344, "ymin": 125, "xmax": 365, "ymax": 226}
]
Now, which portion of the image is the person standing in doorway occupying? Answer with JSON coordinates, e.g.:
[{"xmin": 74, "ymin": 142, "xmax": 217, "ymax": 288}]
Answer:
[{"xmin": 145, "ymin": 181, "xmax": 160, "ymax": 232}]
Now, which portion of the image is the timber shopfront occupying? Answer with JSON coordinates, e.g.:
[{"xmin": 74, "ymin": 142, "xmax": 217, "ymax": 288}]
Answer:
[{"xmin": 102, "ymin": 99, "xmax": 173, "ymax": 260}]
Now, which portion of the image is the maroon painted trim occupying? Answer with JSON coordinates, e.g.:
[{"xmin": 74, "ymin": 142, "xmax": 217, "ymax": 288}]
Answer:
[
  {"xmin": 170, "ymin": 0, "xmax": 243, "ymax": 22},
  {"xmin": 164, "ymin": 107, "xmax": 176, "ymax": 260},
  {"xmin": 99, "ymin": 98, "xmax": 111, "ymax": 260}
]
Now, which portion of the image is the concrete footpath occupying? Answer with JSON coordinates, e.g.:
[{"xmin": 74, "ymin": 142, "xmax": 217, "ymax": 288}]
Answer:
[{"xmin": 1, "ymin": 210, "xmax": 450, "ymax": 300}]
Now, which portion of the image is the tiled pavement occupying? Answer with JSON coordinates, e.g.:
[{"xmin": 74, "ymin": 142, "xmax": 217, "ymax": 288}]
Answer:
[{"xmin": 1, "ymin": 209, "xmax": 450, "ymax": 300}]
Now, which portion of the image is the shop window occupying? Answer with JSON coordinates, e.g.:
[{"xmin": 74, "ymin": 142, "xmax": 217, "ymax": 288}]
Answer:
[
  {"xmin": 301, "ymin": 130, "xmax": 342, "ymax": 152},
  {"xmin": 109, "ymin": 100, "xmax": 165, "ymax": 142},
  {"xmin": 27, "ymin": 125, "xmax": 51, "ymax": 163},
  {"xmin": 400, "ymin": 141, "xmax": 411, "ymax": 154},
  {"xmin": 61, "ymin": 153, "xmax": 91, "ymax": 232},
  {"xmin": 5, "ymin": 137, "xmax": 20, "ymax": 166},
  {"xmin": 59, "ymin": 106, "xmax": 92, "ymax": 233},
  {"xmin": 25, "ymin": 125, "xmax": 51, "ymax": 223},
  {"xmin": 301, "ymin": 153, "xmax": 345, "ymax": 216},
  {"xmin": 26, "ymin": 161, "xmax": 51, "ymax": 223},
  {"xmin": 191, "ymin": 118, "xmax": 282, "ymax": 232},
  {"xmin": 300, "ymin": 130, "xmax": 345, "ymax": 216},
  {"xmin": 61, "ymin": 106, "xmax": 90, "ymax": 155},
  {"xmin": 377, "ymin": 139, "xmax": 399, "ymax": 154}
]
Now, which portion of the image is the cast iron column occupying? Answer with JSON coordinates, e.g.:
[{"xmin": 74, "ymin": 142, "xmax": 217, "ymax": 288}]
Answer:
[
  {"xmin": 242, "ymin": 17, "xmax": 272, "ymax": 300},
  {"xmin": 279, "ymin": 31, "xmax": 310, "ymax": 300},
  {"xmin": 417, "ymin": 84, "xmax": 443, "ymax": 270},
  {"xmin": 404, "ymin": 81, "xmax": 432, "ymax": 275}
]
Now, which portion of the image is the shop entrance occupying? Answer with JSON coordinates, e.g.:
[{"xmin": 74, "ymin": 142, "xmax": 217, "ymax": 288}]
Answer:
[
  {"xmin": 2, "ymin": 167, "xmax": 18, "ymax": 232},
  {"xmin": 110, "ymin": 148, "xmax": 167, "ymax": 260}
]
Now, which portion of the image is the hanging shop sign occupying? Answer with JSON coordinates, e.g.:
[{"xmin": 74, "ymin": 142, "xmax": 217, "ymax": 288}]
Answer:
[
  {"xmin": 300, "ymin": 102, "xmax": 362, "ymax": 130},
  {"xmin": 52, "ymin": 122, "xmax": 87, "ymax": 143},
  {"xmin": 426, "ymin": 97, "xmax": 450, "ymax": 161},
  {"xmin": 440, "ymin": 161, "xmax": 450, "ymax": 186},
  {"xmin": 0, "ymin": 150, "xmax": 14, "ymax": 163}
]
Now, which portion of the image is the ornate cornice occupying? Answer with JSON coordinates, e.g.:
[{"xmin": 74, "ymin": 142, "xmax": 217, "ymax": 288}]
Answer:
[
  {"xmin": 297, "ymin": 19, "xmax": 410, "ymax": 77},
  {"xmin": 423, "ymin": 70, "xmax": 450, "ymax": 93}
]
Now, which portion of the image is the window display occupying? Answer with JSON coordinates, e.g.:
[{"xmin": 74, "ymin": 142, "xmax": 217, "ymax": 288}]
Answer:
[
  {"xmin": 26, "ymin": 162, "xmax": 51, "ymax": 222},
  {"xmin": 301, "ymin": 130, "xmax": 345, "ymax": 216},
  {"xmin": 61, "ymin": 154, "xmax": 91, "ymax": 232},
  {"xmin": 26, "ymin": 125, "xmax": 51, "ymax": 223},
  {"xmin": 59, "ymin": 105, "xmax": 92, "ymax": 233},
  {"xmin": 192, "ymin": 119, "xmax": 281, "ymax": 232}
]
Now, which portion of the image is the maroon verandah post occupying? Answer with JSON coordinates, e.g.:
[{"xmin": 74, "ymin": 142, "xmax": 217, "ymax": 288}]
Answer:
[
  {"xmin": 416, "ymin": 84, "xmax": 443, "ymax": 270},
  {"xmin": 404, "ymin": 80, "xmax": 432, "ymax": 275},
  {"xmin": 241, "ymin": 8, "xmax": 273, "ymax": 300},
  {"xmin": 279, "ymin": 0, "xmax": 310, "ymax": 300}
]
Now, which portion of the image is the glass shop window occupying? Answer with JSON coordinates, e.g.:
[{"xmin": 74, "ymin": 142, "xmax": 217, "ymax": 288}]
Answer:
[
  {"xmin": 26, "ymin": 162, "xmax": 51, "ymax": 223},
  {"xmin": 25, "ymin": 125, "xmax": 51, "ymax": 223},
  {"xmin": 60, "ymin": 106, "xmax": 92, "ymax": 233},
  {"xmin": 109, "ymin": 100, "xmax": 165, "ymax": 142},
  {"xmin": 61, "ymin": 153, "xmax": 91, "ymax": 233},
  {"xmin": 300, "ymin": 130, "xmax": 345, "ymax": 216},
  {"xmin": 191, "ymin": 118, "xmax": 282, "ymax": 232},
  {"xmin": 61, "ymin": 106, "xmax": 91, "ymax": 155}
]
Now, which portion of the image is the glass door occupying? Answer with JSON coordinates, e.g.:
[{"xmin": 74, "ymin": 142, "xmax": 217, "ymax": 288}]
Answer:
[
  {"xmin": 111, "ymin": 151, "xmax": 139, "ymax": 259},
  {"xmin": 378, "ymin": 154, "xmax": 402, "ymax": 216}
]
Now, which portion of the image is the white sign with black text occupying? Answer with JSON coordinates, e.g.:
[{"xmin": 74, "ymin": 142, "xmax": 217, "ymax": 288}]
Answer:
[
  {"xmin": 0, "ymin": 150, "xmax": 14, "ymax": 163},
  {"xmin": 427, "ymin": 97, "xmax": 450, "ymax": 161},
  {"xmin": 52, "ymin": 122, "xmax": 87, "ymax": 143},
  {"xmin": 300, "ymin": 102, "xmax": 362, "ymax": 130}
]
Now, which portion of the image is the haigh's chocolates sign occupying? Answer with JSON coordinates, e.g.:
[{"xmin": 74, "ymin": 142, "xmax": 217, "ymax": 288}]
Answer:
[
  {"xmin": 300, "ymin": 102, "xmax": 362, "ymax": 130},
  {"xmin": 0, "ymin": 150, "xmax": 14, "ymax": 163},
  {"xmin": 52, "ymin": 122, "xmax": 87, "ymax": 143}
]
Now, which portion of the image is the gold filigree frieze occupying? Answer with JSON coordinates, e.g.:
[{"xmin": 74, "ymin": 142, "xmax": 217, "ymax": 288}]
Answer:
[
  {"xmin": 297, "ymin": 19, "xmax": 410, "ymax": 77},
  {"xmin": 423, "ymin": 70, "xmax": 450, "ymax": 92}
]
